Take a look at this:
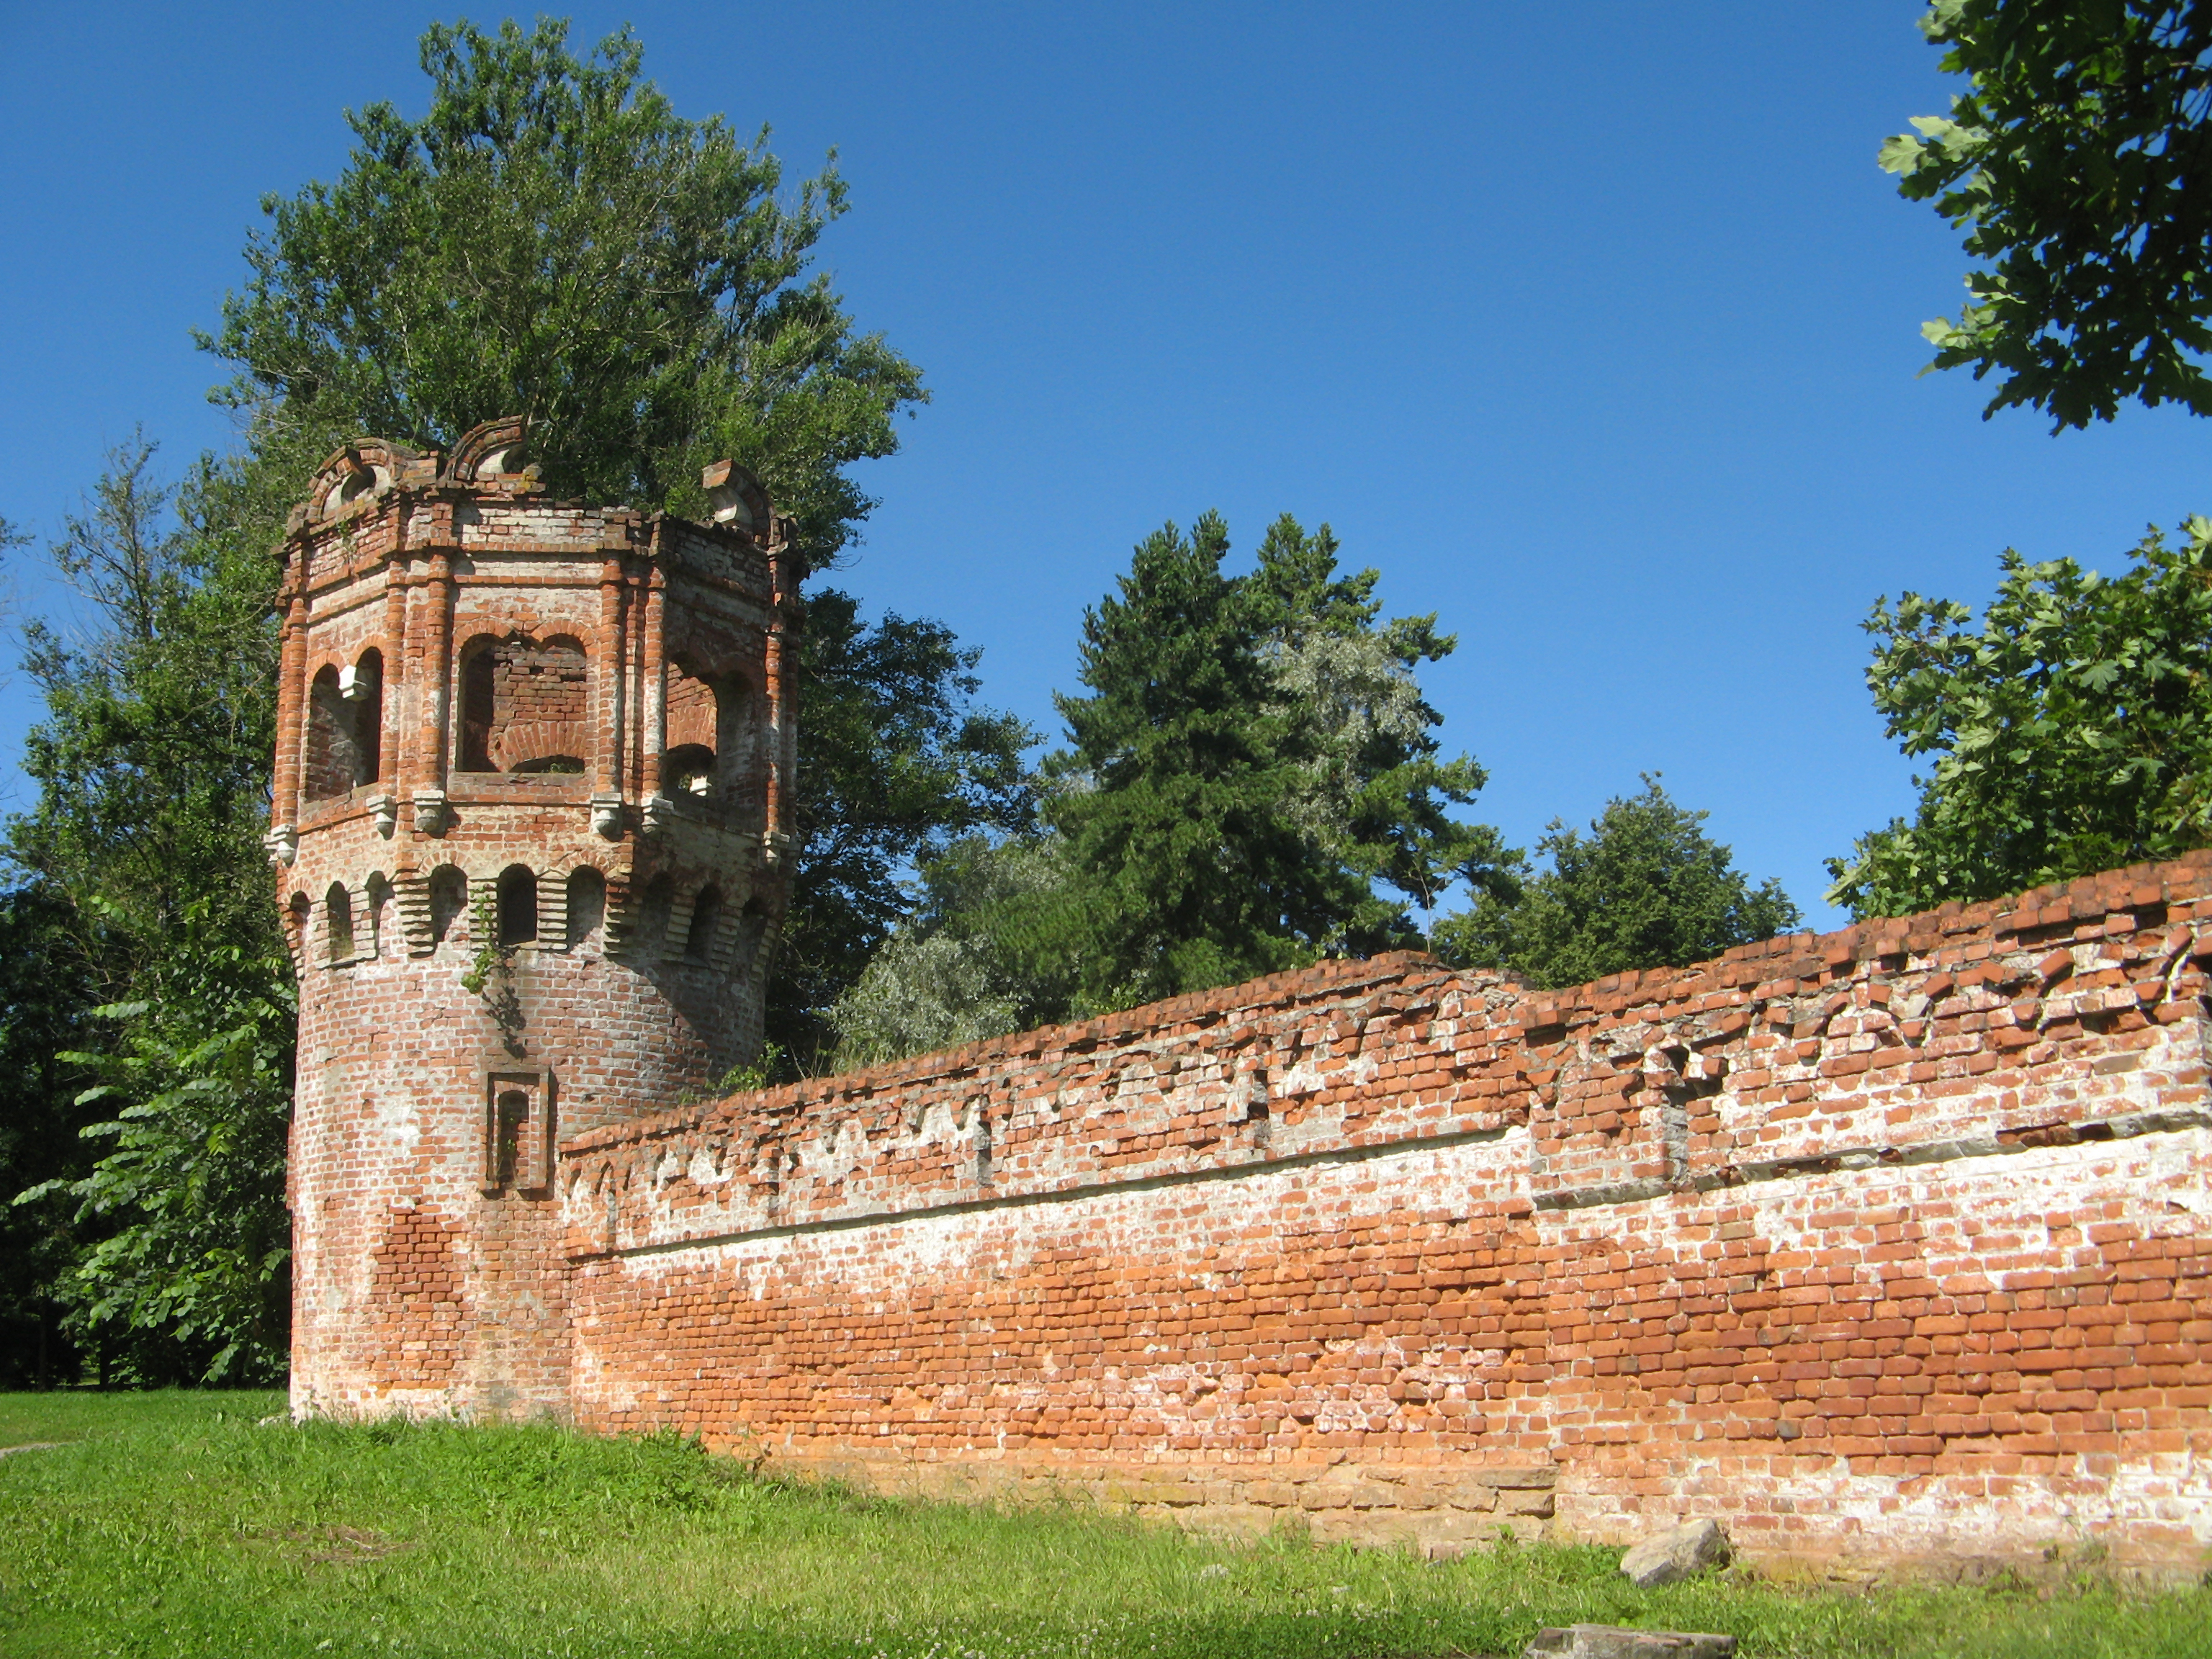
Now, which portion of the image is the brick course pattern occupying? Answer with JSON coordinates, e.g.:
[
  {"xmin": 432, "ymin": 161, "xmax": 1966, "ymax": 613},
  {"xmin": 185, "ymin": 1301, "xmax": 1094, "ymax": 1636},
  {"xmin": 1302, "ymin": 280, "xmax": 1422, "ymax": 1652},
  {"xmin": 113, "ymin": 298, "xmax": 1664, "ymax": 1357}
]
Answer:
[{"xmin": 555, "ymin": 858, "xmax": 2212, "ymax": 1578}]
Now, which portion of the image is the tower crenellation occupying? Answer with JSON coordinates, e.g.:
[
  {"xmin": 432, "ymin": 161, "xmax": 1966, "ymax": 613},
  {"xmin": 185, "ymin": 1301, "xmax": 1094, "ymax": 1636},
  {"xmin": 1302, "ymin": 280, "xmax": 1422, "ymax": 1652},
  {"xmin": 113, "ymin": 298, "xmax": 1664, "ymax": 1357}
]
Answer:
[{"xmin": 277, "ymin": 416, "xmax": 796, "ymax": 1418}]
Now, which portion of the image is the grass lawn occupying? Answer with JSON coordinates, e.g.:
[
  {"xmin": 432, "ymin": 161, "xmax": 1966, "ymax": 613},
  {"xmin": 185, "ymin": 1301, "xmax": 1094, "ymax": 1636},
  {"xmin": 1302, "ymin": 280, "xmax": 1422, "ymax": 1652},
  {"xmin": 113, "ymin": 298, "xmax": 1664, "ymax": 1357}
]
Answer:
[{"xmin": 0, "ymin": 1392, "xmax": 2206, "ymax": 1658}]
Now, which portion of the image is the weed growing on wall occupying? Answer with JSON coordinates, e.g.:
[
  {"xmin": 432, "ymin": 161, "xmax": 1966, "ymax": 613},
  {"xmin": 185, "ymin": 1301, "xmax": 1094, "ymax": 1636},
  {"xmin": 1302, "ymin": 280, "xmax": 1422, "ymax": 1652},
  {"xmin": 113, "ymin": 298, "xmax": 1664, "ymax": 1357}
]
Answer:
[{"xmin": 459, "ymin": 890, "xmax": 524, "ymax": 1053}]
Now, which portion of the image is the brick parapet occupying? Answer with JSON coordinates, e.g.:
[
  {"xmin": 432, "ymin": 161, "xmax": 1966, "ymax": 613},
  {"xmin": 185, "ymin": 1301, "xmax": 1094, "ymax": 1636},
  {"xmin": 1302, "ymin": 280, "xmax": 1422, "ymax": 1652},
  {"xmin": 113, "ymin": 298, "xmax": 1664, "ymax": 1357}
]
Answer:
[{"xmin": 561, "ymin": 856, "xmax": 2212, "ymax": 1254}]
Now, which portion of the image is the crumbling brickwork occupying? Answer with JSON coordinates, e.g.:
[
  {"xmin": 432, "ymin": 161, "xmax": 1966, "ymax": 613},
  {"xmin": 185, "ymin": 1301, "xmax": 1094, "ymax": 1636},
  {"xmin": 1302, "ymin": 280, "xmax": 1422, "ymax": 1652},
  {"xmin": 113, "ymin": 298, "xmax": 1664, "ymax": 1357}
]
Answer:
[{"xmin": 555, "ymin": 859, "xmax": 2212, "ymax": 1578}]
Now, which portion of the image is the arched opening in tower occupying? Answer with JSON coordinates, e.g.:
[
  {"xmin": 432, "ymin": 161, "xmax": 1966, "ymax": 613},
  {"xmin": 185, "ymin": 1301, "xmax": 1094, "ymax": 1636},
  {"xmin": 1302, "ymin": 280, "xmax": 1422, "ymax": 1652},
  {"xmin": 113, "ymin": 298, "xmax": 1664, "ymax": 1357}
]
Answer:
[
  {"xmin": 325, "ymin": 882, "xmax": 354, "ymax": 963},
  {"xmin": 287, "ymin": 891, "xmax": 311, "ymax": 966},
  {"xmin": 685, "ymin": 885, "xmax": 723, "ymax": 964},
  {"xmin": 498, "ymin": 866, "xmax": 539, "ymax": 946},
  {"xmin": 662, "ymin": 662, "xmax": 724, "ymax": 799},
  {"xmin": 428, "ymin": 866, "xmax": 468, "ymax": 946},
  {"xmin": 362, "ymin": 871, "xmax": 391, "ymax": 960},
  {"xmin": 634, "ymin": 873, "xmax": 674, "ymax": 958},
  {"xmin": 305, "ymin": 658, "xmax": 382, "ymax": 800},
  {"xmin": 565, "ymin": 868, "xmax": 606, "ymax": 950},
  {"xmin": 346, "ymin": 648, "xmax": 382, "ymax": 786},
  {"xmin": 457, "ymin": 634, "xmax": 588, "ymax": 775}
]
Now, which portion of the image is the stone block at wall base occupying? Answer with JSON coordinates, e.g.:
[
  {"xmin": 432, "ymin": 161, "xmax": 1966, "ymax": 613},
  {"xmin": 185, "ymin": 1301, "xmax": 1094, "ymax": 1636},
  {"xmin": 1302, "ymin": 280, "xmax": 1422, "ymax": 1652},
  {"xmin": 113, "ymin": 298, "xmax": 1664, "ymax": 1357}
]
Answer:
[
  {"xmin": 736, "ymin": 1443, "xmax": 1563, "ymax": 1551},
  {"xmin": 1526, "ymin": 1628, "xmax": 1735, "ymax": 1659},
  {"xmin": 1621, "ymin": 1521, "xmax": 1731, "ymax": 1588}
]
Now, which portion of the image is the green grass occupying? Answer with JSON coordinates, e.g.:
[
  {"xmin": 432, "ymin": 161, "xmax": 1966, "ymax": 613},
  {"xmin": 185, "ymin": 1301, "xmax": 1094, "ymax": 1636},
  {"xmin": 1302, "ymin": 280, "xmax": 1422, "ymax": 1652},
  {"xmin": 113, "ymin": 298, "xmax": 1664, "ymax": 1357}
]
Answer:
[{"xmin": 0, "ymin": 1393, "xmax": 2206, "ymax": 1659}]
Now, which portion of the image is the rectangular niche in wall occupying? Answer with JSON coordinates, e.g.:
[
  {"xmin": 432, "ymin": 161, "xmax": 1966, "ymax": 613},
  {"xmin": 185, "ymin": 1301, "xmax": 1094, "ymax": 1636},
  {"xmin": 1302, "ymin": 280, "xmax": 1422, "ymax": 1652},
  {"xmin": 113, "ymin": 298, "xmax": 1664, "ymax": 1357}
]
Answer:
[{"xmin": 481, "ymin": 1066, "xmax": 555, "ymax": 1195}]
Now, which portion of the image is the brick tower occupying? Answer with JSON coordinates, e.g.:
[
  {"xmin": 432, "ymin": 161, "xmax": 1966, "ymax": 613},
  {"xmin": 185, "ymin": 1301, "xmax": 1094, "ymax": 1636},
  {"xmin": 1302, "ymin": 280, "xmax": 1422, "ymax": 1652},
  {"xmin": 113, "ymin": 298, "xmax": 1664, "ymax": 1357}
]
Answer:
[{"xmin": 274, "ymin": 417, "xmax": 796, "ymax": 1419}]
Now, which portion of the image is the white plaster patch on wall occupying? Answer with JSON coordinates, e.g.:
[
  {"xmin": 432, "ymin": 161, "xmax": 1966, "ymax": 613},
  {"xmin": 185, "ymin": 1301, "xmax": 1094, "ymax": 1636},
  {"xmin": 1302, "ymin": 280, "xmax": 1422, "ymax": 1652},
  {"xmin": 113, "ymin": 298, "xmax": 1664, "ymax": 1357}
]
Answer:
[{"xmin": 372, "ymin": 1084, "xmax": 421, "ymax": 1156}]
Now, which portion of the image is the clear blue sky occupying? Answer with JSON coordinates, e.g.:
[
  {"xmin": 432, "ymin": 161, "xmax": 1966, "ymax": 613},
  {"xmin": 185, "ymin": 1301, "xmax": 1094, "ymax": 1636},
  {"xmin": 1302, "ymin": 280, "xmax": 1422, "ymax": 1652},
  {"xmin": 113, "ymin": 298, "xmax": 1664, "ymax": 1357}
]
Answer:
[{"xmin": 2, "ymin": 4, "xmax": 2206, "ymax": 927}]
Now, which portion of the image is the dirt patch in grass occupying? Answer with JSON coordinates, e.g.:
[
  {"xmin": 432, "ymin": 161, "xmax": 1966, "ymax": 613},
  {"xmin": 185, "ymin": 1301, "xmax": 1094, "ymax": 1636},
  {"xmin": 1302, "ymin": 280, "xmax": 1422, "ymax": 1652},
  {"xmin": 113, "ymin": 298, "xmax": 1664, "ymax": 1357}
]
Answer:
[{"xmin": 269, "ymin": 1524, "xmax": 413, "ymax": 1568}]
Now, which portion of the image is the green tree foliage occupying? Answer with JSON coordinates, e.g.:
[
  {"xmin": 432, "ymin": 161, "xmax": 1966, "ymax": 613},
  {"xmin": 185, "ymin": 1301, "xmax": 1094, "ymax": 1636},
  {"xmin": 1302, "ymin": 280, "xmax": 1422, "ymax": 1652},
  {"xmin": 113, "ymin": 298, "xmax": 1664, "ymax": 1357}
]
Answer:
[
  {"xmin": 18, "ymin": 909, "xmax": 294, "ymax": 1384},
  {"xmin": 1039, "ymin": 513, "xmax": 1503, "ymax": 1012},
  {"xmin": 0, "ymin": 888, "xmax": 93, "ymax": 1387},
  {"xmin": 0, "ymin": 515, "xmax": 91, "ymax": 1386},
  {"xmin": 827, "ymin": 835, "xmax": 1070, "ymax": 1070},
  {"xmin": 1827, "ymin": 519, "xmax": 2212, "ymax": 917},
  {"xmin": 11, "ymin": 443, "xmax": 281, "ymax": 984},
  {"xmin": 1038, "ymin": 513, "xmax": 1328, "ymax": 1007},
  {"xmin": 4, "ymin": 441, "xmax": 291, "ymax": 1382},
  {"xmin": 206, "ymin": 17, "xmax": 923, "ymax": 555},
  {"xmin": 197, "ymin": 14, "xmax": 971, "ymax": 1078},
  {"xmin": 1883, "ymin": 0, "xmax": 2212, "ymax": 427},
  {"xmin": 769, "ymin": 593, "xmax": 1035, "ymax": 1072},
  {"xmin": 1433, "ymin": 778, "xmax": 1802, "ymax": 990},
  {"xmin": 1245, "ymin": 516, "xmax": 1509, "ymax": 921},
  {"xmin": 830, "ymin": 513, "xmax": 1510, "ymax": 1065}
]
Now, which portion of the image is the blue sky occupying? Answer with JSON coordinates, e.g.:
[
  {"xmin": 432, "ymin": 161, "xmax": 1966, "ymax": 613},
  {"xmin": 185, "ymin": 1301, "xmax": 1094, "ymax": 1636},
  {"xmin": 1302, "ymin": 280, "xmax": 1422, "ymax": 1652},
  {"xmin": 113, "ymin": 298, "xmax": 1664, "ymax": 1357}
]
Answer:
[{"xmin": 1, "ymin": 4, "xmax": 2206, "ymax": 927}]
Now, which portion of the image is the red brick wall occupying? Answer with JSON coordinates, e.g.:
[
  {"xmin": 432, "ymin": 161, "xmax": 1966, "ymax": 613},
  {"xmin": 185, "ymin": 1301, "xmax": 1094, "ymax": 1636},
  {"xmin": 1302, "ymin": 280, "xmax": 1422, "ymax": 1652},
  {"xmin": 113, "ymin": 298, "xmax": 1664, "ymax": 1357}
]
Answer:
[
  {"xmin": 285, "ymin": 819, "xmax": 742, "ymax": 1419},
  {"xmin": 557, "ymin": 858, "xmax": 2212, "ymax": 1577},
  {"xmin": 276, "ymin": 444, "xmax": 2205, "ymax": 1576}
]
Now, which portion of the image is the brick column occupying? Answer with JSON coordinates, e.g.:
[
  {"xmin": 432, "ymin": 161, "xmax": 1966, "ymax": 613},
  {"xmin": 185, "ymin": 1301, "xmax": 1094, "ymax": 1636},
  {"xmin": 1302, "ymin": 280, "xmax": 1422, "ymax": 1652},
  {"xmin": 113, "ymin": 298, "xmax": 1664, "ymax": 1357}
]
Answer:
[
  {"xmin": 415, "ymin": 547, "xmax": 454, "ymax": 829},
  {"xmin": 626, "ymin": 558, "xmax": 651, "ymax": 801},
  {"xmin": 381, "ymin": 554, "xmax": 410, "ymax": 798},
  {"xmin": 642, "ymin": 559, "xmax": 667, "ymax": 797},
  {"xmin": 271, "ymin": 562, "xmax": 309, "ymax": 836},
  {"xmin": 765, "ymin": 539, "xmax": 799, "ymax": 847},
  {"xmin": 764, "ymin": 606, "xmax": 788, "ymax": 845},
  {"xmin": 595, "ymin": 557, "xmax": 626, "ymax": 800}
]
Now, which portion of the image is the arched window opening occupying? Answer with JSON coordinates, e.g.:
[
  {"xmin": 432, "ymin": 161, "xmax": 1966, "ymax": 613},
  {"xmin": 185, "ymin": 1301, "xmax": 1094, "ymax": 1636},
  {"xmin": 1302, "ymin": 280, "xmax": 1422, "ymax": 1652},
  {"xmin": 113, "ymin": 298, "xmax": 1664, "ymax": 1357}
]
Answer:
[
  {"xmin": 325, "ymin": 883, "xmax": 354, "ymax": 963},
  {"xmin": 635, "ymin": 873, "xmax": 674, "ymax": 958},
  {"xmin": 498, "ymin": 865, "xmax": 539, "ymax": 947},
  {"xmin": 458, "ymin": 642, "xmax": 497, "ymax": 773},
  {"xmin": 428, "ymin": 866, "xmax": 468, "ymax": 945},
  {"xmin": 662, "ymin": 745, "xmax": 716, "ymax": 797},
  {"xmin": 566, "ymin": 867, "xmax": 606, "ymax": 950},
  {"xmin": 685, "ymin": 886, "xmax": 722, "ymax": 964},
  {"xmin": 736, "ymin": 899, "xmax": 770, "ymax": 980},
  {"xmin": 287, "ymin": 891, "xmax": 311, "ymax": 966},
  {"xmin": 362, "ymin": 872, "xmax": 391, "ymax": 960},
  {"xmin": 458, "ymin": 634, "xmax": 589, "ymax": 774},
  {"xmin": 662, "ymin": 662, "xmax": 721, "ymax": 796},
  {"xmin": 306, "ymin": 657, "xmax": 383, "ymax": 799},
  {"xmin": 305, "ymin": 667, "xmax": 350, "ymax": 801},
  {"xmin": 714, "ymin": 675, "xmax": 763, "ymax": 825},
  {"xmin": 343, "ymin": 649, "xmax": 383, "ymax": 787}
]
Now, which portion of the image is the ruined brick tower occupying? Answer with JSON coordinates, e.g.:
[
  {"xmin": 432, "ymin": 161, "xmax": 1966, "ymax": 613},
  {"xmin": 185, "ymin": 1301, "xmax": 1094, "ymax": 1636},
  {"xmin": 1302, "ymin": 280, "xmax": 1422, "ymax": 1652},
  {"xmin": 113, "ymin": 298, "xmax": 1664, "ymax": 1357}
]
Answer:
[{"xmin": 274, "ymin": 417, "xmax": 796, "ymax": 1418}]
